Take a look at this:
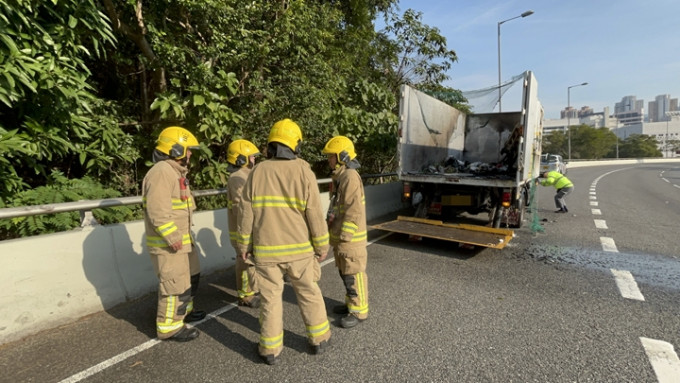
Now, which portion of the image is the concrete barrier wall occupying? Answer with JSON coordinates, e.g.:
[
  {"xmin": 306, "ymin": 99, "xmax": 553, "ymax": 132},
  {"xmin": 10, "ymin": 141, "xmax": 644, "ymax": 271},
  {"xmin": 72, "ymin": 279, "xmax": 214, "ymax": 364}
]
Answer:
[
  {"xmin": 0, "ymin": 183, "xmax": 403, "ymax": 345},
  {"xmin": 4, "ymin": 158, "xmax": 677, "ymax": 344},
  {"xmin": 566, "ymin": 158, "xmax": 680, "ymax": 168}
]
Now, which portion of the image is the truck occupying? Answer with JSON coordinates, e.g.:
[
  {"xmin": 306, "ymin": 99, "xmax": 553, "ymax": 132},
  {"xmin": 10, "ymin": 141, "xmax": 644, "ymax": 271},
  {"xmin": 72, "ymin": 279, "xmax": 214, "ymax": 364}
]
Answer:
[{"xmin": 372, "ymin": 71, "xmax": 543, "ymax": 249}]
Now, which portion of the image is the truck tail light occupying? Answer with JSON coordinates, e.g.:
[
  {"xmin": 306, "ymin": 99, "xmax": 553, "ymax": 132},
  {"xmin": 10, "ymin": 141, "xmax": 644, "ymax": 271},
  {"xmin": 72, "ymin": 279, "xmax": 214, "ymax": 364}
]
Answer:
[
  {"xmin": 402, "ymin": 182, "xmax": 411, "ymax": 201},
  {"xmin": 501, "ymin": 190, "xmax": 512, "ymax": 208}
]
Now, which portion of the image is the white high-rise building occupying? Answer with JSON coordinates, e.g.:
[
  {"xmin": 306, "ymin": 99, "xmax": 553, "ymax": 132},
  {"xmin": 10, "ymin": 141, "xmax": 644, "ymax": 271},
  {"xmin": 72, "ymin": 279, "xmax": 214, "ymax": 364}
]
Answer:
[{"xmin": 648, "ymin": 94, "xmax": 678, "ymax": 122}]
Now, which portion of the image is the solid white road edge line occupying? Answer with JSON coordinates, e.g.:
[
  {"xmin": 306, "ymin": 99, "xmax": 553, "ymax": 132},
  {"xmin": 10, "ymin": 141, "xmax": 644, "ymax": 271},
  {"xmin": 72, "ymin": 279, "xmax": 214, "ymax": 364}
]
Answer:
[{"xmin": 59, "ymin": 231, "xmax": 393, "ymax": 383}]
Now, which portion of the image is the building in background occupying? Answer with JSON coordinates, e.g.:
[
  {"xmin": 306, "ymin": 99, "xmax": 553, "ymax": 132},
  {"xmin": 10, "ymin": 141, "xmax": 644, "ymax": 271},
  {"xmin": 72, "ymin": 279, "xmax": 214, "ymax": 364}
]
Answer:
[
  {"xmin": 543, "ymin": 94, "xmax": 680, "ymax": 158},
  {"xmin": 648, "ymin": 94, "xmax": 679, "ymax": 122}
]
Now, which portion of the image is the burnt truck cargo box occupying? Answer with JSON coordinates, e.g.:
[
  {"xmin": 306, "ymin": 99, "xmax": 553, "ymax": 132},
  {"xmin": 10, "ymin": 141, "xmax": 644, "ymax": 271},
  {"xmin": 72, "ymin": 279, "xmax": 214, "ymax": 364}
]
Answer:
[
  {"xmin": 384, "ymin": 70, "xmax": 544, "ymax": 236},
  {"xmin": 398, "ymin": 71, "xmax": 543, "ymax": 188}
]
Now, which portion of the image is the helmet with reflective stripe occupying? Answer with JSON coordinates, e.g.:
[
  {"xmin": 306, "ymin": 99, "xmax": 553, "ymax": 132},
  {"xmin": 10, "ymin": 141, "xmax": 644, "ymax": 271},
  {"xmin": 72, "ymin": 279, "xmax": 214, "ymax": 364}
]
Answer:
[
  {"xmin": 322, "ymin": 135, "xmax": 356, "ymax": 164},
  {"xmin": 268, "ymin": 119, "xmax": 302, "ymax": 152},
  {"xmin": 156, "ymin": 126, "xmax": 200, "ymax": 159},
  {"xmin": 227, "ymin": 139, "xmax": 260, "ymax": 167}
]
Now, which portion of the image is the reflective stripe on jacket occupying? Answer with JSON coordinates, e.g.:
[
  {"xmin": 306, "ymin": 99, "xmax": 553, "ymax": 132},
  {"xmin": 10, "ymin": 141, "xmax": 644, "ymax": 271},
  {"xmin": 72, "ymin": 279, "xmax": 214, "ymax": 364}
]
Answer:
[
  {"xmin": 142, "ymin": 160, "xmax": 195, "ymax": 253},
  {"xmin": 540, "ymin": 170, "xmax": 573, "ymax": 189},
  {"xmin": 226, "ymin": 167, "xmax": 251, "ymax": 248},
  {"xmin": 328, "ymin": 165, "xmax": 367, "ymax": 249},
  {"xmin": 236, "ymin": 158, "xmax": 329, "ymax": 263}
]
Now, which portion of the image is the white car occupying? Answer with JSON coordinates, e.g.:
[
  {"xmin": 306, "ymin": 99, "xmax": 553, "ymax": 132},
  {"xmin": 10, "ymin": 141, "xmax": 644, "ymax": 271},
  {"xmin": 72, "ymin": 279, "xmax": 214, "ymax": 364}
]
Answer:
[{"xmin": 540, "ymin": 154, "xmax": 567, "ymax": 174}]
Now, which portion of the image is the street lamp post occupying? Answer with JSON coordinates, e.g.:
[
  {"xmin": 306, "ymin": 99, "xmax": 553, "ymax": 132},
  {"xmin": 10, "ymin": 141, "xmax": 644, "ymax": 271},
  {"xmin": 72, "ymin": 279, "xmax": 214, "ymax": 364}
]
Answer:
[
  {"xmin": 497, "ymin": 10, "xmax": 534, "ymax": 113},
  {"xmin": 666, "ymin": 114, "xmax": 670, "ymax": 158},
  {"xmin": 567, "ymin": 82, "xmax": 588, "ymax": 161}
]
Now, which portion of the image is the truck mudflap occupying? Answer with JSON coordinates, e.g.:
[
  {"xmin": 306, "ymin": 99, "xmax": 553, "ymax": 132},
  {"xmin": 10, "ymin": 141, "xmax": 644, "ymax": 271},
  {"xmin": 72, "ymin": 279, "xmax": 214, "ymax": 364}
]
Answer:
[{"xmin": 371, "ymin": 216, "xmax": 514, "ymax": 249}]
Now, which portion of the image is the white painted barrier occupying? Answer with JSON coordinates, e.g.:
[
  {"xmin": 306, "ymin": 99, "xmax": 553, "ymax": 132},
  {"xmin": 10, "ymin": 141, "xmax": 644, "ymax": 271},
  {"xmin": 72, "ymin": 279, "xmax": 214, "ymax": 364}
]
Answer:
[
  {"xmin": 0, "ymin": 182, "xmax": 404, "ymax": 345},
  {"xmin": 566, "ymin": 158, "xmax": 680, "ymax": 168}
]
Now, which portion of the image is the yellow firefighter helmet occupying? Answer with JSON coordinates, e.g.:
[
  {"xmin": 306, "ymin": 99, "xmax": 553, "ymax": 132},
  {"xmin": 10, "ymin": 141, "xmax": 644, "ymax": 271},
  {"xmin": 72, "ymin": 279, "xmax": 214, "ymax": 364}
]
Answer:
[
  {"xmin": 322, "ymin": 135, "xmax": 356, "ymax": 164},
  {"xmin": 227, "ymin": 139, "xmax": 260, "ymax": 167},
  {"xmin": 267, "ymin": 118, "xmax": 302, "ymax": 152},
  {"xmin": 156, "ymin": 126, "xmax": 200, "ymax": 159}
]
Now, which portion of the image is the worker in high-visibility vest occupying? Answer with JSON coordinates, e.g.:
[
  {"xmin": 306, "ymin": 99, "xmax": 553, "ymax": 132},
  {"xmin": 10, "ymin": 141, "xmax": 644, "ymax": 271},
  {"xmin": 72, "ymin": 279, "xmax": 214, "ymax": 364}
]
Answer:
[{"xmin": 538, "ymin": 171, "xmax": 574, "ymax": 213}]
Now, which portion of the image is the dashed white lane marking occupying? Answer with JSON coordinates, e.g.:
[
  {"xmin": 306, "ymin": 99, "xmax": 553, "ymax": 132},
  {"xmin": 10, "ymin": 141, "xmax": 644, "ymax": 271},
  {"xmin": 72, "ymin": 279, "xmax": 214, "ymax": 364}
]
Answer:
[
  {"xmin": 594, "ymin": 219, "xmax": 608, "ymax": 229},
  {"xmin": 60, "ymin": 233, "xmax": 393, "ymax": 383},
  {"xmin": 591, "ymin": 168, "xmax": 679, "ymax": 381},
  {"xmin": 592, "ymin": 209, "xmax": 602, "ymax": 215},
  {"xmin": 590, "ymin": 201, "xmax": 599, "ymax": 206},
  {"xmin": 610, "ymin": 269, "xmax": 644, "ymax": 301},
  {"xmin": 600, "ymin": 237, "xmax": 618, "ymax": 252},
  {"xmin": 640, "ymin": 337, "xmax": 680, "ymax": 382}
]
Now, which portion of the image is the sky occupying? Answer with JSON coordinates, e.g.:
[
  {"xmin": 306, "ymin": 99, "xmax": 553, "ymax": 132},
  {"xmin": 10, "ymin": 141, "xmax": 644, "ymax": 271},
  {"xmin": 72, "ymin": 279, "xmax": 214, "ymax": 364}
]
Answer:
[{"xmin": 391, "ymin": 0, "xmax": 680, "ymax": 119}]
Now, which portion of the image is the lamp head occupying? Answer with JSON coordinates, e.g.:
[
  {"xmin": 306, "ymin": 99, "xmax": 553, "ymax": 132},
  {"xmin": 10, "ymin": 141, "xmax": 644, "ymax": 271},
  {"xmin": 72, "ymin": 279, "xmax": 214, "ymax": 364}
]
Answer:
[{"xmin": 521, "ymin": 10, "xmax": 534, "ymax": 17}]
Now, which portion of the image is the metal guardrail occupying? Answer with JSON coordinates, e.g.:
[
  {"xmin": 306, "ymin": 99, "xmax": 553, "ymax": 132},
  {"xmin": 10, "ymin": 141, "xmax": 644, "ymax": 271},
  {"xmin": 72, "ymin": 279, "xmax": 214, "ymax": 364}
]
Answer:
[{"xmin": 0, "ymin": 173, "xmax": 398, "ymax": 222}]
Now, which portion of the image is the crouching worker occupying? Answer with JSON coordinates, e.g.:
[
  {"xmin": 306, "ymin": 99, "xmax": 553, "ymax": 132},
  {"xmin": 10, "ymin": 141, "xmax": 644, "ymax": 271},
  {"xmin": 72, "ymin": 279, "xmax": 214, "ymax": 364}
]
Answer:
[{"xmin": 538, "ymin": 171, "xmax": 574, "ymax": 213}]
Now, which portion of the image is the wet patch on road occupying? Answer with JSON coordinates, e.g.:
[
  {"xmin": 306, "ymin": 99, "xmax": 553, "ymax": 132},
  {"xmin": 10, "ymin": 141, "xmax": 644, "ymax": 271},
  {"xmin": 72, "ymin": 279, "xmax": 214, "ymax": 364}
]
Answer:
[{"xmin": 520, "ymin": 244, "xmax": 680, "ymax": 292}]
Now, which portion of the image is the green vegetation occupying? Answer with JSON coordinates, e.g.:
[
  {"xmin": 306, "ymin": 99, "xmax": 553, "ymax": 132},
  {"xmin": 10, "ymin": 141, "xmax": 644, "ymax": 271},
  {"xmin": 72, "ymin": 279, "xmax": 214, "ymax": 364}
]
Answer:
[
  {"xmin": 542, "ymin": 124, "xmax": 662, "ymax": 160},
  {"xmin": 0, "ymin": 1, "xmax": 461, "ymax": 238},
  {"xmin": 2, "ymin": 1, "xmax": 662, "ymax": 239}
]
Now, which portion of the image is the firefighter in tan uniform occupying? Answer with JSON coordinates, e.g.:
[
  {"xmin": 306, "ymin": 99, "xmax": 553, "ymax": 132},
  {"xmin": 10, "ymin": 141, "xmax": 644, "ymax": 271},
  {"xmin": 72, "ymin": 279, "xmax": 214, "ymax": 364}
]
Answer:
[
  {"xmin": 142, "ymin": 126, "xmax": 206, "ymax": 342},
  {"xmin": 226, "ymin": 139, "xmax": 260, "ymax": 308},
  {"xmin": 236, "ymin": 118, "xmax": 331, "ymax": 365},
  {"xmin": 322, "ymin": 136, "xmax": 369, "ymax": 328}
]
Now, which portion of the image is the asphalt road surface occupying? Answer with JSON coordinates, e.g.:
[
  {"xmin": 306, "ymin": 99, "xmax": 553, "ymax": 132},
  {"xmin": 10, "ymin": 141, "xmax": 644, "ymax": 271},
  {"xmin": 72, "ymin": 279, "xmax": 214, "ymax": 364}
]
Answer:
[{"xmin": 2, "ymin": 164, "xmax": 679, "ymax": 383}]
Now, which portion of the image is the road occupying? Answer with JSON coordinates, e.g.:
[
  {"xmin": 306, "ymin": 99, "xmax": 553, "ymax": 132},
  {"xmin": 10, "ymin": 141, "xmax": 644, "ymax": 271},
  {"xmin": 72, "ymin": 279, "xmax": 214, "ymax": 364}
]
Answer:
[{"xmin": 2, "ymin": 164, "xmax": 680, "ymax": 382}]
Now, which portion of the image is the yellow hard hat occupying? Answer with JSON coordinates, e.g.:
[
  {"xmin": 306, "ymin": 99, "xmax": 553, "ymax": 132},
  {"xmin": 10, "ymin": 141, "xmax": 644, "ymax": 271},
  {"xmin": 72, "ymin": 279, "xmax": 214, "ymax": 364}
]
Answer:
[
  {"xmin": 322, "ymin": 136, "xmax": 356, "ymax": 164},
  {"xmin": 268, "ymin": 119, "xmax": 302, "ymax": 152},
  {"xmin": 156, "ymin": 126, "xmax": 200, "ymax": 159},
  {"xmin": 227, "ymin": 139, "xmax": 260, "ymax": 167}
]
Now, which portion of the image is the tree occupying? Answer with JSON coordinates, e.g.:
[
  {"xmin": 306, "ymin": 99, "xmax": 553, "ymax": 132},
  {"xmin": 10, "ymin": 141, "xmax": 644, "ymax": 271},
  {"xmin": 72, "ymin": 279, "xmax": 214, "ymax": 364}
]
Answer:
[
  {"xmin": 661, "ymin": 139, "xmax": 680, "ymax": 157},
  {"xmin": 542, "ymin": 130, "xmax": 568, "ymax": 159},
  {"xmin": 543, "ymin": 125, "xmax": 621, "ymax": 160},
  {"xmin": 570, "ymin": 125, "xmax": 617, "ymax": 159},
  {"xmin": 0, "ymin": 0, "xmax": 132, "ymax": 202},
  {"xmin": 618, "ymin": 134, "xmax": 662, "ymax": 158},
  {"xmin": 377, "ymin": 8, "xmax": 458, "ymax": 92},
  {"xmin": 1, "ymin": 0, "xmax": 472, "ymax": 238}
]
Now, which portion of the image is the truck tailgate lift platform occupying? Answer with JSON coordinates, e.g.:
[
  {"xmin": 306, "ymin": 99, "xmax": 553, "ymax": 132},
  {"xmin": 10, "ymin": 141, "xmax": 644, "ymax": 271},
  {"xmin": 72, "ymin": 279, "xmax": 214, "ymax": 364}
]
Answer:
[{"xmin": 371, "ymin": 216, "xmax": 514, "ymax": 249}]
